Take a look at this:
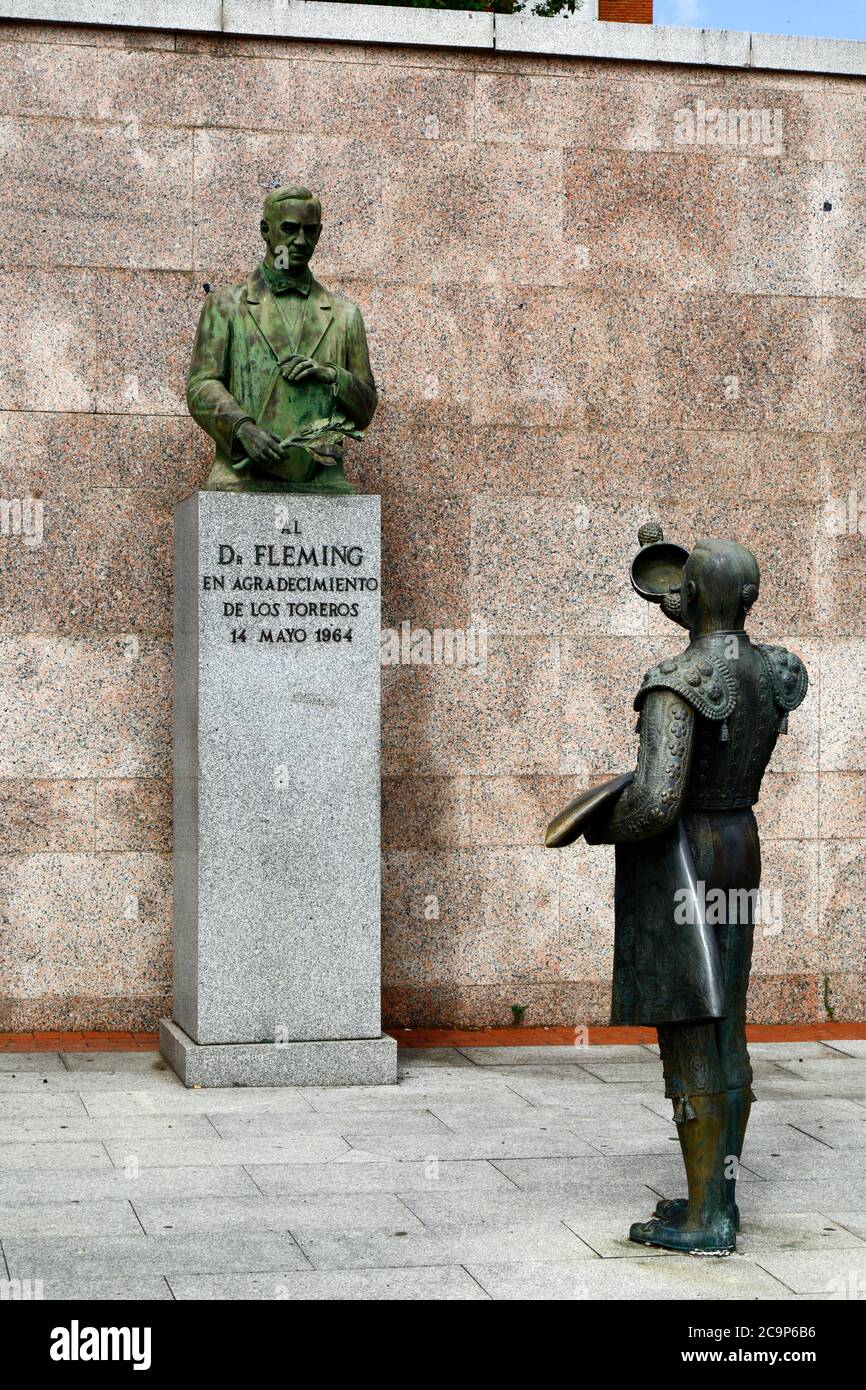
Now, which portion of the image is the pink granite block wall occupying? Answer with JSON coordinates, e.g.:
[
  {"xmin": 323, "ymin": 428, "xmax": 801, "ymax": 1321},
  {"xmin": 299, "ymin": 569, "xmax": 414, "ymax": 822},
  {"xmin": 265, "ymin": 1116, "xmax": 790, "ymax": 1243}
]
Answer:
[{"xmin": 0, "ymin": 19, "xmax": 862, "ymax": 1030}]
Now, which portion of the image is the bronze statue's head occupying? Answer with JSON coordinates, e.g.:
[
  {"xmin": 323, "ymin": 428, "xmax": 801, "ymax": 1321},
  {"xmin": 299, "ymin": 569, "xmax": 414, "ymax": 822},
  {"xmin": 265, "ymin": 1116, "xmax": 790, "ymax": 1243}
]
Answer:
[
  {"xmin": 664, "ymin": 538, "xmax": 760, "ymax": 635},
  {"xmin": 261, "ymin": 185, "xmax": 322, "ymax": 273}
]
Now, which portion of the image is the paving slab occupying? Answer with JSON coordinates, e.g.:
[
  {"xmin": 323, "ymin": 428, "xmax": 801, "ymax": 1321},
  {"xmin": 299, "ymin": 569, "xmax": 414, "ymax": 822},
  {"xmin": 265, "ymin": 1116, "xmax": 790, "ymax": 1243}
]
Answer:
[
  {"xmin": 0, "ymin": 1115, "xmax": 218, "ymax": 1143},
  {"xmin": 746, "ymin": 1059, "xmax": 812, "ymax": 1078},
  {"xmin": 0, "ymin": 1046, "xmax": 861, "ymax": 1299},
  {"xmin": 0, "ymin": 1054, "xmax": 66, "ymax": 1073},
  {"xmin": 753, "ymin": 1247, "xmax": 866, "ymax": 1296},
  {"xmin": 0, "ymin": 1198, "xmax": 141, "ymax": 1239},
  {"xmin": 80, "ymin": 1088, "xmax": 317, "ymax": 1117},
  {"xmin": 747, "ymin": 1076, "xmax": 866, "ymax": 1102},
  {"xmin": 769, "ymin": 1060, "xmax": 866, "ymax": 1087},
  {"xmin": 738, "ymin": 1181, "xmax": 866, "ymax": 1213},
  {"xmin": 822, "ymin": 1212, "xmax": 866, "ymax": 1242},
  {"xmin": 786, "ymin": 1292, "xmax": 837, "ymax": 1301},
  {"xmin": 478, "ymin": 1066, "xmax": 611, "ymax": 1090},
  {"xmin": 29, "ymin": 1275, "xmax": 174, "ymax": 1300},
  {"xmin": 0, "ymin": 1141, "xmax": 114, "ymax": 1172},
  {"xmin": 456, "ymin": 1045, "xmax": 658, "ymax": 1067},
  {"xmin": 2, "ymin": 1231, "xmax": 308, "ymax": 1279},
  {"xmin": 823, "ymin": 1041, "xmax": 866, "ymax": 1059},
  {"xmin": 642, "ymin": 1095, "xmax": 865, "ymax": 1124},
  {"xmin": 568, "ymin": 1120, "xmax": 681, "ymax": 1157},
  {"xmin": 362, "ymin": 1067, "xmax": 505, "ymax": 1092},
  {"xmin": 396, "ymin": 1049, "xmax": 477, "ymax": 1069},
  {"xmin": 0, "ymin": 1071, "xmax": 182, "ymax": 1093},
  {"xmin": 491, "ymin": 1155, "xmax": 758, "ymax": 1191},
  {"xmin": 208, "ymin": 1109, "xmax": 450, "ymax": 1139},
  {"xmin": 0, "ymin": 1165, "xmax": 261, "ymax": 1205},
  {"xmin": 466, "ymin": 1255, "xmax": 792, "ymax": 1300},
  {"xmin": 341, "ymin": 1129, "xmax": 602, "ymax": 1161},
  {"xmin": 133, "ymin": 1193, "xmax": 426, "ymax": 1237},
  {"xmin": 302, "ymin": 1081, "xmax": 528, "ymax": 1113},
  {"xmin": 578, "ymin": 1058, "xmax": 792, "ymax": 1084},
  {"xmin": 747, "ymin": 1043, "xmax": 850, "ymax": 1061},
  {"xmin": 60, "ymin": 1053, "xmax": 173, "ymax": 1074},
  {"xmin": 247, "ymin": 1158, "xmax": 513, "ymax": 1195},
  {"xmin": 754, "ymin": 1098, "xmax": 866, "ymax": 1117},
  {"xmin": 294, "ymin": 1220, "xmax": 596, "ymax": 1270},
  {"xmin": 739, "ymin": 1124, "xmax": 836, "ymax": 1153},
  {"xmin": 0, "ymin": 1095, "xmax": 88, "ymax": 1118},
  {"xmin": 739, "ymin": 1149, "xmax": 866, "ymax": 1181},
  {"xmin": 573, "ymin": 1063, "xmax": 669, "ymax": 1087},
  {"xmin": 168, "ymin": 1265, "xmax": 489, "ymax": 1300},
  {"xmin": 485, "ymin": 1079, "xmax": 648, "ymax": 1111},
  {"xmin": 735, "ymin": 1213, "xmax": 866, "ymax": 1253},
  {"xmin": 400, "ymin": 1187, "xmax": 662, "ymax": 1229},
  {"xmin": 430, "ymin": 1101, "xmax": 666, "ymax": 1133},
  {"xmin": 104, "ymin": 1135, "xmax": 351, "ymax": 1168},
  {"xmin": 428, "ymin": 1100, "xmax": 607, "ymax": 1129},
  {"xmin": 790, "ymin": 1118, "xmax": 866, "ymax": 1148}
]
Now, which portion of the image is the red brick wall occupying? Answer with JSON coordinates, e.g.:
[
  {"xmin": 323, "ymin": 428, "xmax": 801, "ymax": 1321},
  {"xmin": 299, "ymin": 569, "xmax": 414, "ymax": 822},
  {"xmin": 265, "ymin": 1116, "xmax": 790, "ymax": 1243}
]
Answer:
[{"xmin": 598, "ymin": 0, "xmax": 653, "ymax": 22}]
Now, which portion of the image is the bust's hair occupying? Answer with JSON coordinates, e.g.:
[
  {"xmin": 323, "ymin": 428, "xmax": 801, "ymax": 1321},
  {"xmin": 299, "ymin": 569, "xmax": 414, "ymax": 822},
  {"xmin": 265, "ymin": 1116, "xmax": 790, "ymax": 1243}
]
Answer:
[
  {"xmin": 686, "ymin": 539, "xmax": 760, "ymax": 628},
  {"xmin": 262, "ymin": 185, "xmax": 321, "ymax": 221}
]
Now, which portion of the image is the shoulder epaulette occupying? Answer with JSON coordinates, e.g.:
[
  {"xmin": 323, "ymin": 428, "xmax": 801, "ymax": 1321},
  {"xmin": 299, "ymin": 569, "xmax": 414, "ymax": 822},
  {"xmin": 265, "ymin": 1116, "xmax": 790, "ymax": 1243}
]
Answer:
[
  {"xmin": 755, "ymin": 644, "xmax": 808, "ymax": 732},
  {"xmin": 634, "ymin": 649, "xmax": 737, "ymax": 722}
]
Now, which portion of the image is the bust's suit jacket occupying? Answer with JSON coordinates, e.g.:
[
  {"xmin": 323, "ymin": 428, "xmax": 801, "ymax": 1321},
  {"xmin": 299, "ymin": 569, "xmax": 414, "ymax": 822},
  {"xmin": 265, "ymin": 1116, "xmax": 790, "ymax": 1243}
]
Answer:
[{"xmin": 186, "ymin": 265, "xmax": 377, "ymax": 492}]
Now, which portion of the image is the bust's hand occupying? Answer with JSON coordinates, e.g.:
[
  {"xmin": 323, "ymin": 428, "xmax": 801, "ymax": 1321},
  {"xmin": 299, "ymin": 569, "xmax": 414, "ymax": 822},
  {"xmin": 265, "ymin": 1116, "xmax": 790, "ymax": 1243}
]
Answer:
[
  {"xmin": 236, "ymin": 421, "xmax": 283, "ymax": 468},
  {"xmin": 279, "ymin": 357, "xmax": 337, "ymax": 385}
]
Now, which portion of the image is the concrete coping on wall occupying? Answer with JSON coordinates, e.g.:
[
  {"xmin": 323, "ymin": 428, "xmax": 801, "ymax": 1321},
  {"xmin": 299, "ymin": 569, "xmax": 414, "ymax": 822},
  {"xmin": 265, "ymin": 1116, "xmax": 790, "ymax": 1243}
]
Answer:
[{"xmin": 2, "ymin": 0, "xmax": 866, "ymax": 78}]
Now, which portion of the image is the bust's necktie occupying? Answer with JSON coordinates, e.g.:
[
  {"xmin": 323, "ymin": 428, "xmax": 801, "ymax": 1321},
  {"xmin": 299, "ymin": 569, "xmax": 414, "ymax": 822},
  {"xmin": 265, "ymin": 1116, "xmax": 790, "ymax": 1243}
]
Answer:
[{"xmin": 260, "ymin": 260, "xmax": 311, "ymax": 297}]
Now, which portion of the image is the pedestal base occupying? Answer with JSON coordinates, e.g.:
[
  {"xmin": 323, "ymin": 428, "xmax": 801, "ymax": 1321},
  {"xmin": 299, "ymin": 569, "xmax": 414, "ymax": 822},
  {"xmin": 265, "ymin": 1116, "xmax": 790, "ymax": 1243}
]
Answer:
[{"xmin": 160, "ymin": 1019, "xmax": 398, "ymax": 1089}]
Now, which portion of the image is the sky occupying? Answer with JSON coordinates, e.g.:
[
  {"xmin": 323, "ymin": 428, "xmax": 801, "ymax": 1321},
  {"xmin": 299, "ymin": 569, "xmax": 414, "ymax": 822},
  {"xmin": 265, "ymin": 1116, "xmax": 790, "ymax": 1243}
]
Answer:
[{"xmin": 654, "ymin": 0, "xmax": 866, "ymax": 42}]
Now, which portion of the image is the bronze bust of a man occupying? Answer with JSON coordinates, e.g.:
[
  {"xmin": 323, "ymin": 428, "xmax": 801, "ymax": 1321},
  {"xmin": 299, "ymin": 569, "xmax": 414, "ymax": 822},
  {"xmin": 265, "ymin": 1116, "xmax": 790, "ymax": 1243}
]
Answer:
[
  {"xmin": 186, "ymin": 184, "xmax": 377, "ymax": 494},
  {"xmin": 547, "ymin": 526, "xmax": 808, "ymax": 1255}
]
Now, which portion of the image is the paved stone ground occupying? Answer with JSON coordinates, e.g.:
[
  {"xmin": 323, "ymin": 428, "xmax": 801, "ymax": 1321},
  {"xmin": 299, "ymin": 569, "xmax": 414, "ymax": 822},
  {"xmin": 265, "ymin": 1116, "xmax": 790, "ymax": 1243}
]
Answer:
[{"xmin": 1, "ymin": 1041, "xmax": 865, "ymax": 1301}]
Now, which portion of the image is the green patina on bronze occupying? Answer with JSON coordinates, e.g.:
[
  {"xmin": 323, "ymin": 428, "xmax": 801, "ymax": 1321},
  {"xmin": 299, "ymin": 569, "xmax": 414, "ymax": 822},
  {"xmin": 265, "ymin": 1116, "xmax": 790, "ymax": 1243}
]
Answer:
[
  {"xmin": 187, "ymin": 185, "xmax": 377, "ymax": 494},
  {"xmin": 546, "ymin": 526, "xmax": 809, "ymax": 1257}
]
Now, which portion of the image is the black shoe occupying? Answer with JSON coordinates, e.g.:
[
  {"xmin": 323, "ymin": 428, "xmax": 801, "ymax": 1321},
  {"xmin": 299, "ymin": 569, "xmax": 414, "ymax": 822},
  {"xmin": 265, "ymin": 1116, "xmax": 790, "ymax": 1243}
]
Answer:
[
  {"xmin": 629, "ymin": 1214, "xmax": 735, "ymax": 1255},
  {"xmin": 654, "ymin": 1196, "xmax": 740, "ymax": 1231}
]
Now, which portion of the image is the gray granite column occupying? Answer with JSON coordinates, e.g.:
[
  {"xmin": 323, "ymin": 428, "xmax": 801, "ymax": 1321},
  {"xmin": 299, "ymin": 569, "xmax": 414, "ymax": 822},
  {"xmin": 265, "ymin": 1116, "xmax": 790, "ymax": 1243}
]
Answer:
[{"xmin": 160, "ymin": 492, "xmax": 397, "ymax": 1087}]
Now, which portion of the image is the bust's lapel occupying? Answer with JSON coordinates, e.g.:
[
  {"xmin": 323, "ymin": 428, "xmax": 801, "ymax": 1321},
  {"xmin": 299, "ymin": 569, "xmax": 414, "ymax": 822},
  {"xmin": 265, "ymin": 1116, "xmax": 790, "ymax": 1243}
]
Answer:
[
  {"xmin": 245, "ymin": 269, "xmax": 334, "ymax": 363},
  {"xmin": 245, "ymin": 267, "xmax": 294, "ymax": 363},
  {"xmin": 296, "ymin": 279, "xmax": 334, "ymax": 361}
]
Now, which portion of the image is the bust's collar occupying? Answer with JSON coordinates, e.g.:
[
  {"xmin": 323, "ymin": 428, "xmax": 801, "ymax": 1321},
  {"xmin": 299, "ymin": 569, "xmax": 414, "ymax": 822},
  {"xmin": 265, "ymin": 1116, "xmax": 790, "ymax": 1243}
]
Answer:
[
  {"xmin": 689, "ymin": 630, "xmax": 751, "ymax": 648},
  {"xmin": 257, "ymin": 260, "xmax": 312, "ymax": 297},
  {"xmin": 246, "ymin": 264, "xmax": 326, "ymax": 307}
]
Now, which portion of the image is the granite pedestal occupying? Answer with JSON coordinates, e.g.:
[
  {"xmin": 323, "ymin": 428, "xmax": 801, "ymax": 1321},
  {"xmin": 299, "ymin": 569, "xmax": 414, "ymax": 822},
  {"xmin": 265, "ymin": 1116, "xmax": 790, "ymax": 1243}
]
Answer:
[{"xmin": 161, "ymin": 491, "xmax": 396, "ymax": 1087}]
